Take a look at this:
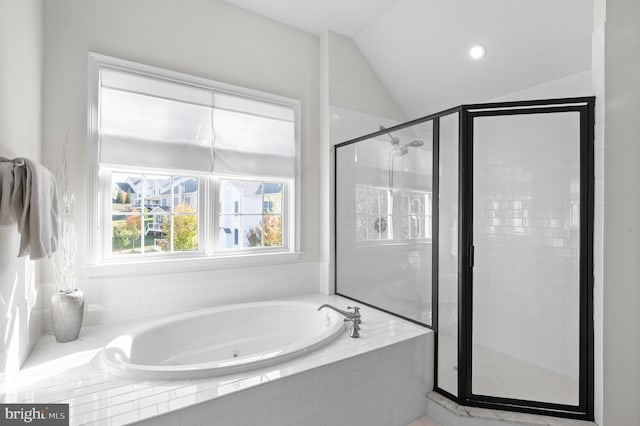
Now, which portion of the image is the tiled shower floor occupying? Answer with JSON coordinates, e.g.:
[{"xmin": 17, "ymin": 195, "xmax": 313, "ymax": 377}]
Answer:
[{"xmin": 437, "ymin": 334, "xmax": 578, "ymax": 405}]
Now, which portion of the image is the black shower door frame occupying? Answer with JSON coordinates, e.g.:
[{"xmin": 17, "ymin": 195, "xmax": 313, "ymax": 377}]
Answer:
[{"xmin": 450, "ymin": 97, "xmax": 595, "ymax": 420}]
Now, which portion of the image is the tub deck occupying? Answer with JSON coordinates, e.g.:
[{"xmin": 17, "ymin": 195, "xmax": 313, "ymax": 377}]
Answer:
[{"xmin": 2, "ymin": 294, "xmax": 432, "ymax": 425}]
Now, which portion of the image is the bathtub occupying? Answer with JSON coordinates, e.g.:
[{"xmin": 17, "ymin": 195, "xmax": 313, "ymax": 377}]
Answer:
[{"xmin": 100, "ymin": 300, "xmax": 345, "ymax": 379}]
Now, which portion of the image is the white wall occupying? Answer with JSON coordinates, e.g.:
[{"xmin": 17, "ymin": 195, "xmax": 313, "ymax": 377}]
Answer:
[
  {"xmin": 41, "ymin": 0, "xmax": 322, "ymax": 326},
  {"xmin": 603, "ymin": 0, "xmax": 640, "ymax": 424},
  {"xmin": 0, "ymin": 0, "xmax": 44, "ymax": 376},
  {"xmin": 490, "ymin": 70, "xmax": 592, "ymax": 102},
  {"xmin": 326, "ymin": 31, "xmax": 405, "ymax": 123}
]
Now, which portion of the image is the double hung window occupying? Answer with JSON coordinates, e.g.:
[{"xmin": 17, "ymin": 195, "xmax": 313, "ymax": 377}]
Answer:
[{"xmin": 88, "ymin": 54, "xmax": 299, "ymax": 263}]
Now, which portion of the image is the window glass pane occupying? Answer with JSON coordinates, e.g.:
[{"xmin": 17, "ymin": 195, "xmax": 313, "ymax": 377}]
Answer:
[
  {"xmin": 263, "ymin": 183, "xmax": 282, "ymax": 214},
  {"xmin": 220, "ymin": 180, "xmax": 241, "ymax": 214},
  {"xmin": 111, "ymin": 215, "xmax": 136, "ymax": 255},
  {"xmin": 355, "ymin": 187, "xmax": 367, "ymax": 215},
  {"xmin": 263, "ymin": 215, "xmax": 282, "ymax": 247},
  {"xmin": 171, "ymin": 176, "xmax": 199, "ymax": 212},
  {"xmin": 146, "ymin": 214, "xmax": 169, "ymax": 252},
  {"xmin": 110, "ymin": 172, "xmax": 199, "ymax": 256},
  {"xmin": 241, "ymin": 181, "xmax": 263, "ymax": 214},
  {"xmin": 144, "ymin": 175, "xmax": 171, "ymax": 209},
  {"xmin": 243, "ymin": 215, "xmax": 263, "ymax": 247},
  {"xmin": 366, "ymin": 188, "xmax": 384, "ymax": 214},
  {"xmin": 367, "ymin": 215, "xmax": 390, "ymax": 240},
  {"xmin": 112, "ymin": 214, "xmax": 140, "ymax": 255},
  {"xmin": 219, "ymin": 215, "xmax": 240, "ymax": 249},
  {"xmin": 111, "ymin": 172, "xmax": 137, "ymax": 211},
  {"xmin": 172, "ymin": 214, "xmax": 198, "ymax": 252},
  {"xmin": 218, "ymin": 178, "xmax": 287, "ymax": 251}
]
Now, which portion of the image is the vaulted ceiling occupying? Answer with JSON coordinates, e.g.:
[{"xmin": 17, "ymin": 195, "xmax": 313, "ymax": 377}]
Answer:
[{"xmin": 224, "ymin": 0, "xmax": 593, "ymax": 118}]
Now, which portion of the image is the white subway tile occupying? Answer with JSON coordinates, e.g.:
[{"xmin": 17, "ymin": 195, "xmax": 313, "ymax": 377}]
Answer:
[
  {"xmin": 284, "ymin": 401, "xmax": 313, "ymax": 425},
  {"xmin": 253, "ymin": 381, "xmax": 286, "ymax": 403},
  {"xmin": 269, "ymin": 391, "xmax": 300, "ymax": 414},
  {"xmin": 178, "ymin": 400, "xmax": 219, "ymax": 425},
  {"xmin": 220, "ymin": 390, "xmax": 254, "ymax": 415},
  {"xmin": 324, "ymin": 374, "xmax": 349, "ymax": 394},
  {"xmin": 298, "ymin": 382, "xmax": 325, "ymax": 403},
  {"xmin": 199, "ymin": 411, "xmax": 238, "ymax": 426},
  {"xmin": 237, "ymin": 401, "xmax": 268, "ymax": 426},
  {"xmin": 312, "ymin": 391, "xmax": 338, "ymax": 415}
]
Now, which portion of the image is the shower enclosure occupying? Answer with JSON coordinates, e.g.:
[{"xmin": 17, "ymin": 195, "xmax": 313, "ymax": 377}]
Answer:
[{"xmin": 334, "ymin": 97, "xmax": 594, "ymax": 420}]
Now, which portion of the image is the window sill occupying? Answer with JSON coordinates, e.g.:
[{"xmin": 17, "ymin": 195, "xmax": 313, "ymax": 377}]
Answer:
[{"xmin": 84, "ymin": 251, "xmax": 303, "ymax": 278}]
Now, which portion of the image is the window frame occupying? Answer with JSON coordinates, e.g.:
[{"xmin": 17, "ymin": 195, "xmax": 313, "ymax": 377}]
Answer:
[
  {"xmin": 354, "ymin": 184, "xmax": 433, "ymax": 246},
  {"xmin": 101, "ymin": 170, "xmax": 207, "ymax": 261},
  {"xmin": 87, "ymin": 53, "xmax": 301, "ymax": 268},
  {"xmin": 213, "ymin": 177, "xmax": 291, "ymax": 255}
]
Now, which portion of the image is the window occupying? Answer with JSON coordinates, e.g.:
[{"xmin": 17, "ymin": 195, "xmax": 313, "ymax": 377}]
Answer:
[
  {"xmin": 399, "ymin": 191, "xmax": 432, "ymax": 239},
  {"xmin": 88, "ymin": 53, "xmax": 299, "ymax": 263},
  {"xmin": 218, "ymin": 179, "xmax": 284, "ymax": 250},
  {"xmin": 355, "ymin": 186, "xmax": 392, "ymax": 242},
  {"xmin": 111, "ymin": 172, "xmax": 199, "ymax": 255},
  {"xmin": 355, "ymin": 185, "xmax": 431, "ymax": 243}
]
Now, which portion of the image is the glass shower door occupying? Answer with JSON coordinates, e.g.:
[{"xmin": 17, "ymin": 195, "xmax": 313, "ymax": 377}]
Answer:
[{"xmin": 469, "ymin": 108, "xmax": 586, "ymax": 408}]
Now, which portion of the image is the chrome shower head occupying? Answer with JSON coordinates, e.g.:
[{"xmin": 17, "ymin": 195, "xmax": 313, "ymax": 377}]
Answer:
[
  {"xmin": 405, "ymin": 140, "xmax": 424, "ymax": 148},
  {"xmin": 379, "ymin": 126, "xmax": 400, "ymax": 145},
  {"xmin": 379, "ymin": 126, "xmax": 423, "ymax": 150},
  {"xmin": 395, "ymin": 139, "xmax": 424, "ymax": 156}
]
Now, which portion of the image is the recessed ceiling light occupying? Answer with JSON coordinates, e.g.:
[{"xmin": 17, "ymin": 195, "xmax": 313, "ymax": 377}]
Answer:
[{"xmin": 469, "ymin": 44, "xmax": 487, "ymax": 60}]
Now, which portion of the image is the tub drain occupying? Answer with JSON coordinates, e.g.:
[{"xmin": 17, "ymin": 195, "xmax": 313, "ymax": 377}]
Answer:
[{"xmin": 232, "ymin": 350, "xmax": 240, "ymax": 358}]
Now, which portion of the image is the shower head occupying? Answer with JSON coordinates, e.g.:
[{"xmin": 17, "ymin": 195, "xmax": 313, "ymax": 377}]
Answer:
[
  {"xmin": 379, "ymin": 126, "xmax": 400, "ymax": 145},
  {"xmin": 379, "ymin": 126, "xmax": 423, "ymax": 150},
  {"xmin": 404, "ymin": 140, "xmax": 424, "ymax": 148}
]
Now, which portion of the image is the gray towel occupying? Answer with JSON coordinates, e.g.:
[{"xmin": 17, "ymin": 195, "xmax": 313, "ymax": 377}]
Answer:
[{"xmin": 0, "ymin": 157, "xmax": 59, "ymax": 259}]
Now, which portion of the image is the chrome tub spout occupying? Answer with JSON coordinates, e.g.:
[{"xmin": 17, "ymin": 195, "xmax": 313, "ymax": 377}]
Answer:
[{"xmin": 318, "ymin": 304, "xmax": 361, "ymax": 338}]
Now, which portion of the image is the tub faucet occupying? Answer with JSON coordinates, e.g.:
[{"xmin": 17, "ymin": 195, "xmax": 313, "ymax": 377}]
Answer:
[{"xmin": 317, "ymin": 304, "xmax": 361, "ymax": 338}]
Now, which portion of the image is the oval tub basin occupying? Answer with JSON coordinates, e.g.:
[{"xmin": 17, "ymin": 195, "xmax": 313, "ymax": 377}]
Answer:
[{"xmin": 100, "ymin": 300, "xmax": 345, "ymax": 379}]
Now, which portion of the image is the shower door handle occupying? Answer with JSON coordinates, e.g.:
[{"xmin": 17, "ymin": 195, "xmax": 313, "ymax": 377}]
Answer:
[{"xmin": 468, "ymin": 244, "xmax": 475, "ymax": 268}]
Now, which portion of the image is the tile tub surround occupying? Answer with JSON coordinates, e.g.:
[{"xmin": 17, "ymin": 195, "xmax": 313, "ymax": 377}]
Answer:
[
  {"xmin": 2, "ymin": 294, "xmax": 433, "ymax": 425},
  {"xmin": 425, "ymin": 393, "xmax": 596, "ymax": 426},
  {"xmin": 41, "ymin": 261, "xmax": 323, "ymax": 331}
]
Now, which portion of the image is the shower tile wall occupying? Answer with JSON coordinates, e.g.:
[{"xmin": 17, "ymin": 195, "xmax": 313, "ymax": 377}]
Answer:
[
  {"xmin": 41, "ymin": 262, "xmax": 319, "ymax": 330},
  {"xmin": 472, "ymin": 112, "xmax": 581, "ymax": 403}
]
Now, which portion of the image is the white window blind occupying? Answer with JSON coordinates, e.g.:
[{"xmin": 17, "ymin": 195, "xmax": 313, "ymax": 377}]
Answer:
[
  {"xmin": 98, "ymin": 67, "xmax": 297, "ymax": 179},
  {"xmin": 213, "ymin": 93, "xmax": 296, "ymax": 178}
]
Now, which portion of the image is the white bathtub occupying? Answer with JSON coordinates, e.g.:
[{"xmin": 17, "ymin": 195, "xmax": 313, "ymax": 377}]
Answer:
[{"xmin": 100, "ymin": 300, "xmax": 345, "ymax": 379}]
